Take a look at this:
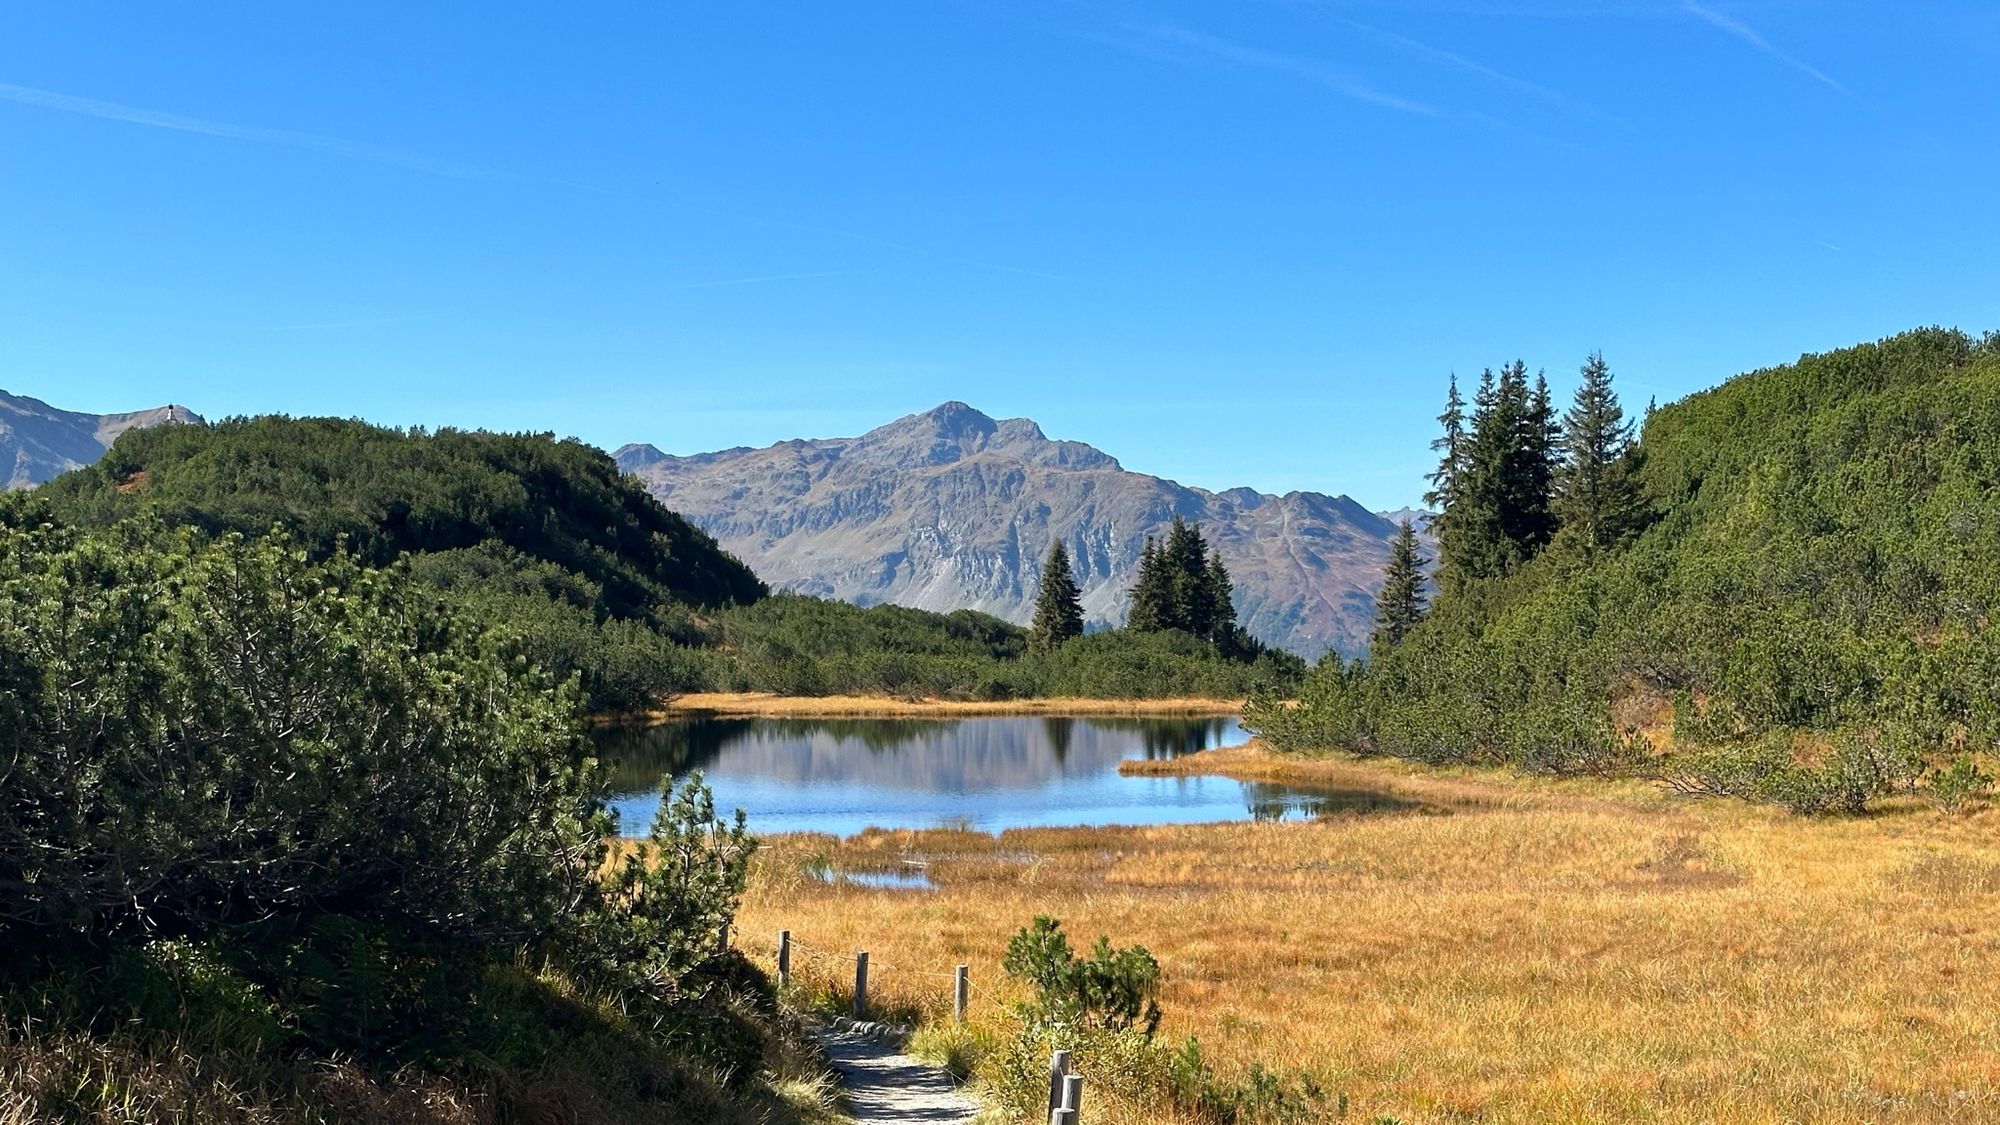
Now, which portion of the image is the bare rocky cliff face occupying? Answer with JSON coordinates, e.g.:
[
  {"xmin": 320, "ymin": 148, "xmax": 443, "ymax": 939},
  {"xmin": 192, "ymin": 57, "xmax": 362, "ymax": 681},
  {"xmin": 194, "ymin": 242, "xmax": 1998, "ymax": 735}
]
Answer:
[
  {"xmin": 1, "ymin": 390, "xmax": 203, "ymax": 489},
  {"xmin": 617, "ymin": 402, "xmax": 1408, "ymax": 660}
]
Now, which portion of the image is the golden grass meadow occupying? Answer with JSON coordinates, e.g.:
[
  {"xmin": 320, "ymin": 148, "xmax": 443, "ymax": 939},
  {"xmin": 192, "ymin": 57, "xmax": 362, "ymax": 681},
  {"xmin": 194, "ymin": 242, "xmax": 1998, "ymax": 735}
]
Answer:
[{"xmin": 735, "ymin": 744, "xmax": 2000, "ymax": 1124}]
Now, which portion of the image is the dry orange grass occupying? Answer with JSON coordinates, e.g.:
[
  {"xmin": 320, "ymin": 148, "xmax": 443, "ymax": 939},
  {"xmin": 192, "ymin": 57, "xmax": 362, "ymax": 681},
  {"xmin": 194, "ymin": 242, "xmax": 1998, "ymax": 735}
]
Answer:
[
  {"xmin": 736, "ymin": 745, "xmax": 2000, "ymax": 1123},
  {"xmin": 633, "ymin": 691, "xmax": 1244, "ymax": 720}
]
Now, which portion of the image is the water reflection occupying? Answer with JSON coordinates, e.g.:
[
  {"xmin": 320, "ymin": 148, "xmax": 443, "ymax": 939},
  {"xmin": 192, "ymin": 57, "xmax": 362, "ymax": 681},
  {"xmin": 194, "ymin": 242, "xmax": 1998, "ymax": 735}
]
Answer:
[
  {"xmin": 807, "ymin": 865, "xmax": 937, "ymax": 891},
  {"xmin": 594, "ymin": 715, "xmax": 1407, "ymax": 837},
  {"xmin": 1242, "ymin": 782, "xmax": 1424, "ymax": 822}
]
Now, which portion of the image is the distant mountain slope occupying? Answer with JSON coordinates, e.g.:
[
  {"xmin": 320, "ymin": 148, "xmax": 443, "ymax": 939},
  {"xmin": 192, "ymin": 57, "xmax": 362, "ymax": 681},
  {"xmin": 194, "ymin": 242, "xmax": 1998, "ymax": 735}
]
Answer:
[
  {"xmin": 617, "ymin": 402, "xmax": 1402, "ymax": 659},
  {"xmin": 0, "ymin": 389, "xmax": 201, "ymax": 489}
]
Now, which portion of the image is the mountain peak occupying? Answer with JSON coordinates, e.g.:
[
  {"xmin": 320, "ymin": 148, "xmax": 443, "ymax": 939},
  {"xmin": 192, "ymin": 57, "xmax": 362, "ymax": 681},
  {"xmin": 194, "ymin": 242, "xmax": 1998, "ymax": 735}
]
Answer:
[
  {"xmin": 920, "ymin": 401, "xmax": 997, "ymax": 435},
  {"xmin": 858, "ymin": 402, "xmax": 1002, "ymax": 467},
  {"xmin": 850, "ymin": 403, "xmax": 1117, "ymax": 471},
  {"xmin": 613, "ymin": 442, "xmax": 670, "ymax": 469}
]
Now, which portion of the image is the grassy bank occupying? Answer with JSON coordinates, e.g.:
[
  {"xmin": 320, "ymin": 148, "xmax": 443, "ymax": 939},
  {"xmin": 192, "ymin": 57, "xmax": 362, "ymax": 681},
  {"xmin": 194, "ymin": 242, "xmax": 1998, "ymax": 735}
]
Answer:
[
  {"xmin": 736, "ymin": 750, "xmax": 2000, "ymax": 1123},
  {"xmin": 638, "ymin": 691, "xmax": 1245, "ymax": 720}
]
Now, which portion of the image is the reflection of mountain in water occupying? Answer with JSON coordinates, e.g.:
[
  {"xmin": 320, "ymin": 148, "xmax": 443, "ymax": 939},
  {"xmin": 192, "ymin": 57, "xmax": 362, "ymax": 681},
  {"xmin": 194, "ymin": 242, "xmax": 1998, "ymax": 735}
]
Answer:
[{"xmin": 594, "ymin": 716, "xmax": 1239, "ymax": 796}]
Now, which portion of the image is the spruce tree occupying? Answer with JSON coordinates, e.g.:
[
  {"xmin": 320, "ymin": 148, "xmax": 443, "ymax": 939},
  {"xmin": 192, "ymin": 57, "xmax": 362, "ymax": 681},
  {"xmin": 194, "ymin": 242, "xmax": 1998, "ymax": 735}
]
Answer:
[
  {"xmin": 1452, "ymin": 366, "xmax": 1516, "ymax": 582},
  {"xmin": 1029, "ymin": 540, "xmax": 1085, "ymax": 649},
  {"xmin": 1512, "ymin": 370, "xmax": 1559, "ymax": 554},
  {"xmin": 1128, "ymin": 520, "xmax": 1240, "ymax": 650},
  {"xmin": 1204, "ymin": 554, "xmax": 1239, "ymax": 653},
  {"xmin": 1555, "ymin": 351, "xmax": 1643, "ymax": 552},
  {"xmin": 1163, "ymin": 516, "xmax": 1215, "ymax": 637},
  {"xmin": 1452, "ymin": 360, "xmax": 1560, "ymax": 581},
  {"xmin": 1371, "ymin": 518, "xmax": 1428, "ymax": 650},
  {"xmin": 1425, "ymin": 373, "xmax": 1467, "ymax": 576},
  {"xmin": 1125, "ymin": 536, "xmax": 1171, "ymax": 632}
]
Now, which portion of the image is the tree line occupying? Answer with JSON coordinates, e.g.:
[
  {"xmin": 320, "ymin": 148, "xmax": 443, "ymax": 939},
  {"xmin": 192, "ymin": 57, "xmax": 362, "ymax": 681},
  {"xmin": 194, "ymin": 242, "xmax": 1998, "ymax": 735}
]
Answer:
[
  {"xmin": 1371, "ymin": 352, "xmax": 1647, "ymax": 649},
  {"xmin": 1029, "ymin": 515, "xmax": 1262, "ymax": 660},
  {"xmin": 1263, "ymin": 328, "xmax": 2000, "ymax": 816}
]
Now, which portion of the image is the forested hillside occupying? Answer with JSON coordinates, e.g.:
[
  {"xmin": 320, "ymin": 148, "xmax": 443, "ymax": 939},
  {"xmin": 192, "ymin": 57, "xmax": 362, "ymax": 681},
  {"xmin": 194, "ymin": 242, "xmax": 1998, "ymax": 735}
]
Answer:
[
  {"xmin": 33, "ymin": 417, "xmax": 767, "ymax": 712},
  {"xmin": 41, "ymin": 416, "xmax": 766, "ymax": 613},
  {"xmin": 1250, "ymin": 327, "xmax": 2000, "ymax": 813}
]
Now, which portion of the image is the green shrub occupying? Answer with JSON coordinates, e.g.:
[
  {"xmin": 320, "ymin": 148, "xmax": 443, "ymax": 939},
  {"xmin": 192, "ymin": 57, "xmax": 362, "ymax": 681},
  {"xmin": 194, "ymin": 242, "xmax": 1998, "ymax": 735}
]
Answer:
[
  {"xmin": 1659, "ymin": 730, "xmax": 1923, "ymax": 815},
  {"xmin": 1927, "ymin": 754, "xmax": 1994, "ymax": 812},
  {"xmin": 1002, "ymin": 915, "xmax": 1161, "ymax": 1035},
  {"xmin": 0, "ymin": 521, "xmax": 599, "ymax": 947},
  {"xmin": 574, "ymin": 773, "xmax": 757, "ymax": 1005}
]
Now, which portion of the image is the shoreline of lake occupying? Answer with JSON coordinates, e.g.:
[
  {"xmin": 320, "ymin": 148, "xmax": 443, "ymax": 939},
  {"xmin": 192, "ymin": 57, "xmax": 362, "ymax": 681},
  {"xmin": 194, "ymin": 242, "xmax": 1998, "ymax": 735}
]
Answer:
[
  {"xmin": 1120, "ymin": 739, "xmax": 1693, "ymax": 812},
  {"xmin": 592, "ymin": 712, "xmax": 1373, "ymax": 837},
  {"xmin": 601, "ymin": 691, "xmax": 1247, "ymax": 722}
]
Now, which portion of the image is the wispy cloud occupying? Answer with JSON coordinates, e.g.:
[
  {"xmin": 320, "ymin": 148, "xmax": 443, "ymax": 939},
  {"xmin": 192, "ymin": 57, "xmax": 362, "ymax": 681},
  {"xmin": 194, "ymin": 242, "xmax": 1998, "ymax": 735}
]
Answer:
[
  {"xmin": 0, "ymin": 81, "xmax": 1067, "ymax": 282},
  {"xmin": 1105, "ymin": 21, "xmax": 1444, "ymax": 116},
  {"xmin": 1681, "ymin": 2, "xmax": 1858, "ymax": 100},
  {"xmin": 1323, "ymin": 14, "xmax": 1620, "ymax": 124},
  {"xmin": 0, "ymin": 81, "xmax": 497, "ymax": 179},
  {"xmin": 664, "ymin": 270, "xmax": 851, "ymax": 290}
]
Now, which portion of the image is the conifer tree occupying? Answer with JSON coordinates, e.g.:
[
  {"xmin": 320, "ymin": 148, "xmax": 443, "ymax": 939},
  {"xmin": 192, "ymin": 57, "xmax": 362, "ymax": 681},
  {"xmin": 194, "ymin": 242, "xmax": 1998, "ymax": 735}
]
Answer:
[
  {"xmin": 1451, "ymin": 366, "xmax": 1516, "ymax": 582},
  {"xmin": 1371, "ymin": 518, "xmax": 1428, "ymax": 650},
  {"xmin": 1163, "ymin": 516, "xmax": 1215, "ymax": 638},
  {"xmin": 1204, "ymin": 554, "xmax": 1240, "ymax": 654},
  {"xmin": 1425, "ymin": 374, "xmax": 1466, "ymax": 512},
  {"xmin": 1425, "ymin": 374, "xmax": 1467, "ymax": 575},
  {"xmin": 1127, "ymin": 520, "xmax": 1240, "ymax": 650},
  {"xmin": 1029, "ymin": 540, "xmax": 1085, "ymax": 649},
  {"xmin": 1438, "ymin": 361, "xmax": 1561, "ymax": 583},
  {"xmin": 1126, "ymin": 536, "xmax": 1171, "ymax": 632},
  {"xmin": 1512, "ymin": 370, "xmax": 1559, "ymax": 553},
  {"xmin": 1555, "ymin": 351, "xmax": 1643, "ymax": 552}
]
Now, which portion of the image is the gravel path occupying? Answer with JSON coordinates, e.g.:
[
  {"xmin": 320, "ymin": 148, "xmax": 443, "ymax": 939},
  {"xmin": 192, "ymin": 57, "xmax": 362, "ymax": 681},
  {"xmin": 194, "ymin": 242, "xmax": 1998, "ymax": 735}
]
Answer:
[{"xmin": 814, "ymin": 1019, "xmax": 982, "ymax": 1123}]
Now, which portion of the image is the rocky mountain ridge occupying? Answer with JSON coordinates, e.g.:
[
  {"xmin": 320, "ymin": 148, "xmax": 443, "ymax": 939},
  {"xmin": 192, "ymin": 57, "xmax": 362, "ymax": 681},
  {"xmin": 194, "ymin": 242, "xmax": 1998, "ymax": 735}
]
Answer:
[
  {"xmin": 617, "ymin": 402, "xmax": 1410, "ymax": 659},
  {"xmin": 1, "ymin": 390, "xmax": 202, "ymax": 489}
]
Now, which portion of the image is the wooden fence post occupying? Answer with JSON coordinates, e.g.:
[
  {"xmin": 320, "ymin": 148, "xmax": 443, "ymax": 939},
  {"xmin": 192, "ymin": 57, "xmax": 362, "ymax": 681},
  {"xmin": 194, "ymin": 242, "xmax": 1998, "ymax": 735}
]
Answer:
[
  {"xmin": 777, "ymin": 930, "xmax": 791, "ymax": 988},
  {"xmin": 852, "ymin": 951, "xmax": 869, "ymax": 1019},
  {"xmin": 1048, "ymin": 1110, "xmax": 1076, "ymax": 1125},
  {"xmin": 1046, "ymin": 1048, "xmax": 1070, "ymax": 1116},
  {"xmin": 1062, "ymin": 1073, "xmax": 1084, "ymax": 1118},
  {"xmin": 954, "ymin": 965, "xmax": 969, "ymax": 1024}
]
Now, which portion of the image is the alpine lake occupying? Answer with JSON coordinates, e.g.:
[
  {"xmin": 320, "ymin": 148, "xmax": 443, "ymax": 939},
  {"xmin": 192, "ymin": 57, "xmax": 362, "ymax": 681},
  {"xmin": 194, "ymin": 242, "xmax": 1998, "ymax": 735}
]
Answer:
[{"xmin": 594, "ymin": 714, "xmax": 1418, "ymax": 840}]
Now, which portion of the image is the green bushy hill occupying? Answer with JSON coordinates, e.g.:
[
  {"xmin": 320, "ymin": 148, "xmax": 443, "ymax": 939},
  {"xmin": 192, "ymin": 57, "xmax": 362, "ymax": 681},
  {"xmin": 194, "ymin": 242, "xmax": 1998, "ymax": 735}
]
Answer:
[
  {"xmin": 1250, "ymin": 327, "xmax": 2000, "ymax": 812},
  {"xmin": 39, "ymin": 415, "xmax": 766, "ymax": 616},
  {"xmin": 31, "ymin": 417, "xmax": 767, "ymax": 712}
]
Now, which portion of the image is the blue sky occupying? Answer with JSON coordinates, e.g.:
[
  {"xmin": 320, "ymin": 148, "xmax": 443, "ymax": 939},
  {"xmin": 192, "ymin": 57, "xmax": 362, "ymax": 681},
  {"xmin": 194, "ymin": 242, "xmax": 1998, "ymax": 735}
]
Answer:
[{"xmin": 4, "ymin": 2, "xmax": 1996, "ymax": 510}]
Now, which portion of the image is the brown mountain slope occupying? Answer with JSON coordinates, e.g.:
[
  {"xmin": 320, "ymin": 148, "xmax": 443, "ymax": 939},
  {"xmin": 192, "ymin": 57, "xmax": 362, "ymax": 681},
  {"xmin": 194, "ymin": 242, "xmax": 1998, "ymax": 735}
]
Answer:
[
  {"xmin": 0, "ymin": 390, "xmax": 203, "ymax": 489},
  {"xmin": 616, "ymin": 402, "xmax": 1405, "ymax": 659}
]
